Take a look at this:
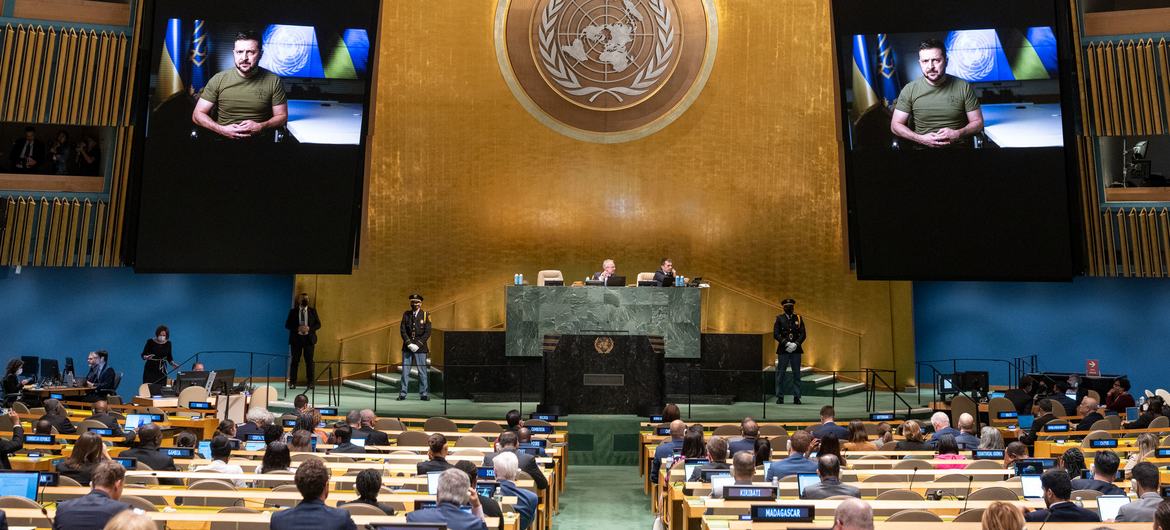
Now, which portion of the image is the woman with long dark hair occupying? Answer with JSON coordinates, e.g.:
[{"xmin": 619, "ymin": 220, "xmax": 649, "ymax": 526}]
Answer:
[{"xmin": 57, "ymin": 431, "xmax": 109, "ymax": 485}]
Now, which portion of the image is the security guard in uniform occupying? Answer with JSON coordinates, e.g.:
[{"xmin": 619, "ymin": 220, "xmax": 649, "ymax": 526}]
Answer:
[
  {"xmin": 398, "ymin": 293, "xmax": 432, "ymax": 401},
  {"xmin": 773, "ymin": 298, "xmax": 806, "ymax": 404}
]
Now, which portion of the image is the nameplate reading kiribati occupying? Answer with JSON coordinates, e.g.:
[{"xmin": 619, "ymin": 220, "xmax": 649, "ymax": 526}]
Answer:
[{"xmin": 495, "ymin": 0, "xmax": 718, "ymax": 143}]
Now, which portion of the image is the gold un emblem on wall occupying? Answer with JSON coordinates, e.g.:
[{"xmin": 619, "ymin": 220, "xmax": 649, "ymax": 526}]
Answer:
[
  {"xmin": 495, "ymin": 0, "xmax": 718, "ymax": 143},
  {"xmin": 594, "ymin": 336, "xmax": 615, "ymax": 354}
]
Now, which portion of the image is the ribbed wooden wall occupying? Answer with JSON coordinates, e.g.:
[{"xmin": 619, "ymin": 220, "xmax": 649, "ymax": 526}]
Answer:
[
  {"xmin": 0, "ymin": 4, "xmax": 143, "ymax": 267},
  {"xmin": 1072, "ymin": 0, "xmax": 1170, "ymax": 277}
]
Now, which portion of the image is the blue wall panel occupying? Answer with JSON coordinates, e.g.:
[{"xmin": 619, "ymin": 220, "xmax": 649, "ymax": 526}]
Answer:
[
  {"xmin": 0, "ymin": 267, "xmax": 292, "ymax": 399},
  {"xmin": 914, "ymin": 277, "xmax": 1170, "ymax": 395}
]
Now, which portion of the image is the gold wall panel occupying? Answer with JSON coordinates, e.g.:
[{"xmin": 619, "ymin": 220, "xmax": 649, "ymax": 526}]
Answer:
[{"xmin": 300, "ymin": 0, "xmax": 916, "ymax": 385}]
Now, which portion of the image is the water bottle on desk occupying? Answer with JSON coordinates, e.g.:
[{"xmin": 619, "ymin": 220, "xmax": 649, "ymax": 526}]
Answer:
[
  {"xmin": 519, "ymin": 273, "xmax": 524, "ymax": 285},
  {"xmin": 513, "ymin": 274, "xmax": 520, "ymax": 286}
]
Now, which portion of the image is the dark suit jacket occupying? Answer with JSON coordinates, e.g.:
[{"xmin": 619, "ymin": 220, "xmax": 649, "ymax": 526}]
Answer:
[
  {"xmin": 406, "ymin": 502, "xmax": 488, "ymax": 530},
  {"xmin": 285, "ymin": 306, "xmax": 322, "ymax": 345},
  {"xmin": 809, "ymin": 422, "xmax": 849, "ymax": 440},
  {"xmin": 358, "ymin": 426, "xmax": 390, "ymax": 447},
  {"xmin": 330, "ymin": 441, "xmax": 364, "ymax": 454},
  {"xmin": 727, "ymin": 436, "xmax": 757, "ymax": 456},
  {"xmin": 342, "ymin": 497, "xmax": 396, "ymax": 515},
  {"xmin": 688, "ymin": 462, "xmax": 730, "ymax": 482},
  {"xmin": 1020, "ymin": 413, "xmax": 1056, "ymax": 445},
  {"xmin": 417, "ymin": 457, "xmax": 454, "ymax": 475},
  {"xmin": 235, "ymin": 422, "xmax": 265, "ymax": 441},
  {"xmin": 0, "ymin": 425, "xmax": 24, "ymax": 470},
  {"xmin": 1125, "ymin": 412, "xmax": 1163, "ymax": 430},
  {"xmin": 40, "ymin": 413, "xmax": 77, "ymax": 435},
  {"xmin": 56, "ymin": 460, "xmax": 98, "ymax": 486},
  {"xmin": 1071, "ymin": 477, "xmax": 1125, "ymax": 496},
  {"xmin": 1024, "ymin": 501, "xmax": 1102, "ymax": 523},
  {"xmin": 652, "ymin": 269, "xmax": 675, "ymax": 286},
  {"xmin": 9, "ymin": 139, "xmax": 45, "ymax": 172},
  {"xmin": 500, "ymin": 479, "xmax": 538, "ymax": 530},
  {"xmin": 1076, "ymin": 411, "xmax": 1104, "ymax": 432},
  {"xmin": 773, "ymin": 313, "xmax": 806, "ymax": 355},
  {"xmin": 270, "ymin": 498, "xmax": 356, "ymax": 530},
  {"xmin": 85, "ymin": 364, "xmax": 116, "ymax": 395},
  {"xmin": 400, "ymin": 309, "xmax": 432, "ymax": 353},
  {"xmin": 119, "ymin": 445, "xmax": 180, "ymax": 485},
  {"xmin": 484, "ymin": 449, "xmax": 548, "ymax": 490},
  {"xmin": 52, "ymin": 490, "xmax": 129, "ymax": 530},
  {"xmin": 0, "ymin": 509, "xmax": 7, "ymax": 530},
  {"xmin": 85, "ymin": 412, "xmax": 124, "ymax": 436},
  {"xmin": 802, "ymin": 477, "xmax": 861, "ymax": 499}
]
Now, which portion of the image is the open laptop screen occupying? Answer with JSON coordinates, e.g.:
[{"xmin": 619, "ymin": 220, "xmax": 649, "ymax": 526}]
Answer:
[
  {"xmin": 1021, "ymin": 475, "xmax": 1043, "ymax": 499},
  {"xmin": 1097, "ymin": 495, "xmax": 1130, "ymax": 521}
]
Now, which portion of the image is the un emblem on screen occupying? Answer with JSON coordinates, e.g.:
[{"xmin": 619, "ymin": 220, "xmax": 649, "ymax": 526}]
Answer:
[{"xmin": 495, "ymin": 0, "xmax": 718, "ymax": 143}]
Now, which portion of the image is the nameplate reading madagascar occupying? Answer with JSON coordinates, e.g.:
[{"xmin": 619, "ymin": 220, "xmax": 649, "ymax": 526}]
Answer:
[{"xmin": 749, "ymin": 505, "xmax": 814, "ymax": 522}]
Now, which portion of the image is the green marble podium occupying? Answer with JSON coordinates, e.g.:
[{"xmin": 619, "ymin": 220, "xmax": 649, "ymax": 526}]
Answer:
[{"xmin": 504, "ymin": 285, "xmax": 701, "ymax": 359}]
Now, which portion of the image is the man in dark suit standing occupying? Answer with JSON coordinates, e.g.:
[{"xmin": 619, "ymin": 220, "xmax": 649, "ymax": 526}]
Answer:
[
  {"xmin": 398, "ymin": 293, "xmax": 432, "ymax": 401},
  {"xmin": 773, "ymin": 298, "xmax": 805, "ymax": 404},
  {"xmin": 285, "ymin": 293, "xmax": 321, "ymax": 389},
  {"xmin": 53, "ymin": 460, "xmax": 130, "ymax": 530},
  {"xmin": 83, "ymin": 350, "xmax": 117, "ymax": 400},
  {"xmin": 652, "ymin": 258, "xmax": 676, "ymax": 286},
  {"xmin": 484, "ymin": 431, "xmax": 548, "ymax": 491},
  {"xmin": 271, "ymin": 457, "xmax": 357, "ymax": 530},
  {"xmin": 9, "ymin": 126, "xmax": 45, "ymax": 173}
]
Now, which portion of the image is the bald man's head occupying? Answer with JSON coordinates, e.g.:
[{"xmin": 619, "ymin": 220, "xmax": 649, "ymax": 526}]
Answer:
[
  {"xmin": 669, "ymin": 420, "xmax": 685, "ymax": 439},
  {"xmin": 958, "ymin": 413, "xmax": 975, "ymax": 433},
  {"xmin": 1078, "ymin": 396, "xmax": 1099, "ymax": 416},
  {"xmin": 834, "ymin": 498, "xmax": 874, "ymax": 530},
  {"xmin": 741, "ymin": 418, "xmax": 758, "ymax": 438}
]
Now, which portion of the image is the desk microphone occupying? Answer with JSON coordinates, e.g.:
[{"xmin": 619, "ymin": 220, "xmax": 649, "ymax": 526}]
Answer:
[
  {"xmin": 960, "ymin": 475, "xmax": 975, "ymax": 512},
  {"xmin": 1036, "ymin": 505, "xmax": 1053, "ymax": 530},
  {"xmin": 907, "ymin": 466, "xmax": 918, "ymax": 491},
  {"xmin": 37, "ymin": 477, "xmax": 54, "ymax": 528}
]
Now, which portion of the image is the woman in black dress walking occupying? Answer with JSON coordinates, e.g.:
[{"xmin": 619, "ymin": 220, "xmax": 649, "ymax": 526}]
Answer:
[{"xmin": 141, "ymin": 325, "xmax": 178, "ymax": 386}]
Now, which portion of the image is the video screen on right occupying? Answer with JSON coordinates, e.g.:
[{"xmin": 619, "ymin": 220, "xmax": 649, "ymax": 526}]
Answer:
[{"xmin": 833, "ymin": 0, "xmax": 1079, "ymax": 280}]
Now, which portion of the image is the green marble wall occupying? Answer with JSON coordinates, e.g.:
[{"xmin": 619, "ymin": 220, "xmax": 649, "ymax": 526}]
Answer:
[{"xmin": 504, "ymin": 286, "xmax": 701, "ymax": 358}]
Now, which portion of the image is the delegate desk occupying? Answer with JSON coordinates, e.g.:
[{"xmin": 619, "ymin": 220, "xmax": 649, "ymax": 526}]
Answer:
[
  {"xmin": 0, "ymin": 508, "xmax": 513, "ymax": 530},
  {"xmin": 980, "ymin": 102, "xmax": 1062, "ymax": 148},
  {"xmin": 285, "ymin": 100, "xmax": 363, "ymax": 145},
  {"xmin": 707, "ymin": 522, "xmax": 1147, "ymax": 530}
]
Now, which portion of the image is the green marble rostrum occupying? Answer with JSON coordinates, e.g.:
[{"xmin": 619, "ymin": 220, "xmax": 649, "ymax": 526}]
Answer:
[{"xmin": 504, "ymin": 286, "xmax": 701, "ymax": 358}]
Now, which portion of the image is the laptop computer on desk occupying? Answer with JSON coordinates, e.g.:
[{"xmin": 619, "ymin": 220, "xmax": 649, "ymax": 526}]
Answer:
[{"xmin": 604, "ymin": 275, "xmax": 626, "ymax": 286}]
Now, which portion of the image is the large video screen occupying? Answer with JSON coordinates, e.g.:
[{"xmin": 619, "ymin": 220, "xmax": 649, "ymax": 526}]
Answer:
[
  {"xmin": 127, "ymin": 0, "xmax": 378, "ymax": 273},
  {"xmin": 834, "ymin": 0, "xmax": 1079, "ymax": 280}
]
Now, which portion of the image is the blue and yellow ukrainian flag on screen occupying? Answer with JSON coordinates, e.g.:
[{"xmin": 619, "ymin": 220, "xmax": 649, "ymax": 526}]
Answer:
[
  {"xmin": 189, "ymin": 19, "xmax": 208, "ymax": 94},
  {"xmin": 155, "ymin": 18, "xmax": 185, "ymax": 108}
]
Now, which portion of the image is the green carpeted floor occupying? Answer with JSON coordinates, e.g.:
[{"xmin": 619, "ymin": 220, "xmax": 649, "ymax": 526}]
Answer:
[{"xmin": 555, "ymin": 465, "xmax": 654, "ymax": 530}]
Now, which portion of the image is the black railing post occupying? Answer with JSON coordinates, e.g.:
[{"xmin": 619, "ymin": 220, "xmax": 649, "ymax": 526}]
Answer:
[
  {"xmin": 761, "ymin": 368, "xmax": 766, "ymax": 420},
  {"xmin": 831, "ymin": 371, "xmax": 837, "ymax": 410},
  {"xmin": 519, "ymin": 361, "xmax": 525, "ymax": 416},
  {"xmin": 443, "ymin": 363, "xmax": 449, "ymax": 417},
  {"xmin": 686, "ymin": 365, "xmax": 693, "ymax": 420}
]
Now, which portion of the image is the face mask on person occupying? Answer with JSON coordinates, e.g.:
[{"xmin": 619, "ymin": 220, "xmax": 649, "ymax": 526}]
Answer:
[
  {"xmin": 300, "ymin": 300, "xmax": 309, "ymax": 307},
  {"xmin": 16, "ymin": 369, "xmax": 22, "ymax": 376},
  {"xmin": 157, "ymin": 335, "xmax": 167, "ymax": 343}
]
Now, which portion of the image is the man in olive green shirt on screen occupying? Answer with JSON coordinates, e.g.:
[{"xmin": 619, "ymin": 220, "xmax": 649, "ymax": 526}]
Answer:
[
  {"xmin": 192, "ymin": 30, "xmax": 288, "ymax": 141},
  {"xmin": 891, "ymin": 38, "xmax": 983, "ymax": 148}
]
